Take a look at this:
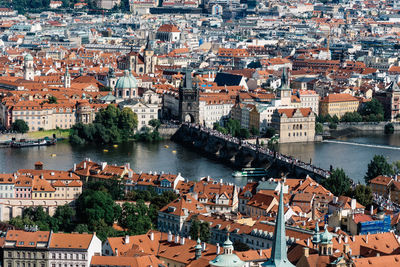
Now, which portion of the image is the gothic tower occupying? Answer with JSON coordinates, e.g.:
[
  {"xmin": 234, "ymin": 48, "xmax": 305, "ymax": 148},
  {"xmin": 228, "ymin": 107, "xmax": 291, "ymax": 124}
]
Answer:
[
  {"xmin": 179, "ymin": 70, "xmax": 199, "ymax": 123},
  {"xmin": 277, "ymin": 68, "xmax": 292, "ymax": 106},
  {"xmin": 144, "ymin": 36, "xmax": 155, "ymax": 74}
]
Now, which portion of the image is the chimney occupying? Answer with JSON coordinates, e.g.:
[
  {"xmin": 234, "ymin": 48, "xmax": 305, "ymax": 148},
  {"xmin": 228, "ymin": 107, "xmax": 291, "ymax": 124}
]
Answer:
[
  {"xmin": 365, "ymin": 234, "xmax": 368, "ymax": 244},
  {"xmin": 83, "ymin": 162, "xmax": 87, "ymax": 169},
  {"xmin": 125, "ymin": 163, "xmax": 130, "ymax": 170},
  {"xmin": 125, "ymin": 235, "xmax": 129, "ymax": 244},
  {"xmin": 175, "ymin": 235, "xmax": 180, "ymax": 244},
  {"xmin": 351, "ymin": 235, "xmax": 355, "ymax": 242},
  {"xmin": 150, "ymin": 232, "xmax": 154, "ymax": 241},
  {"xmin": 370, "ymin": 205, "xmax": 373, "ymax": 215},
  {"xmin": 168, "ymin": 231, "xmax": 172, "ymax": 242},
  {"xmin": 115, "ymin": 248, "xmax": 118, "ymax": 256},
  {"xmin": 216, "ymin": 243, "xmax": 220, "ymax": 254},
  {"xmin": 220, "ymin": 178, "xmax": 223, "ymax": 184},
  {"xmin": 338, "ymin": 235, "xmax": 341, "ymax": 244},
  {"xmin": 69, "ymin": 172, "xmax": 72, "ymax": 177},
  {"xmin": 351, "ymin": 198, "xmax": 356, "ymax": 210},
  {"xmin": 344, "ymin": 236, "xmax": 348, "ymax": 243},
  {"xmin": 259, "ymin": 249, "xmax": 262, "ymax": 256},
  {"xmin": 101, "ymin": 162, "xmax": 107, "ymax": 171},
  {"xmin": 376, "ymin": 253, "xmax": 380, "ymax": 257},
  {"xmin": 333, "ymin": 196, "xmax": 338, "ymax": 204},
  {"xmin": 73, "ymin": 163, "xmax": 77, "ymax": 172},
  {"xmin": 303, "ymin": 247, "xmax": 309, "ymax": 258},
  {"xmin": 128, "ymin": 171, "xmax": 133, "ymax": 179},
  {"xmin": 202, "ymin": 242, "xmax": 206, "ymax": 251},
  {"xmin": 343, "ymin": 244, "xmax": 350, "ymax": 254},
  {"xmin": 306, "ymin": 238, "xmax": 310, "ymax": 246},
  {"xmin": 180, "ymin": 237, "xmax": 185, "ymax": 245}
]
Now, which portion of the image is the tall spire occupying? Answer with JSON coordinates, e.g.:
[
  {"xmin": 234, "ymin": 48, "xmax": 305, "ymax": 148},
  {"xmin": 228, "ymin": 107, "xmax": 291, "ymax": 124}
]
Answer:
[
  {"xmin": 262, "ymin": 182, "xmax": 295, "ymax": 267},
  {"xmin": 182, "ymin": 69, "xmax": 193, "ymax": 90},
  {"xmin": 279, "ymin": 68, "xmax": 290, "ymax": 90}
]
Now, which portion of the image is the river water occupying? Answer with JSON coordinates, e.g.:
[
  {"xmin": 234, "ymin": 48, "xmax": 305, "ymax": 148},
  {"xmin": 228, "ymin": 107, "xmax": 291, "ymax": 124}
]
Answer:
[{"xmin": 0, "ymin": 132, "xmax": 399, "ymax": 185}]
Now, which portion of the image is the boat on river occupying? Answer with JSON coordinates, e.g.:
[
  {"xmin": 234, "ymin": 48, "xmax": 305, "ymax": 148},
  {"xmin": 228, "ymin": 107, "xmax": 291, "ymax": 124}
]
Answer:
[
  {"xmin": 232, "ymin": 168, "xmax": 267, "ymax": 178},
  {"xmin": 11, "ymin": 138, "xmax": 57, "ymax": 148}
]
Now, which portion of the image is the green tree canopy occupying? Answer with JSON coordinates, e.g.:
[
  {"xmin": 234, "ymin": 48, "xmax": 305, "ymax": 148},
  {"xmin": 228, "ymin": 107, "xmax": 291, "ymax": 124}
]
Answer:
[
  {"xmin": 321, "ymin": 168, "xmax": 352, "ymax": 196},
  {"xmin": 188, "ymin": 216, "xmax": 210, "ymax": 242},
  {"xmin": 340, "ymin": 112, "xmax": 362, "ymax": 122},
  {"xmin": 315, "ymin": 123, "xmax": 323, "ymax": 134},
  {"xmin": 12, "ymin": 119, "xmax": 29, "ymax": 133},
  {"xmin": 70, "ymin": 105, "xmax": 138, "ymax": 144},
  {"xmin": 365, "ymin": 155, "xmax": 394, "ymax": 183},
  {"xmin": 348, "ymin": 184, "xmax": 373, "ymax": 207},
  {"xmin": 118, "ymin": 200, "xmax": 153, "ymax": 235},
  {"xmin": 75, "ymin": 189, "xmax": 121, "ymax": 229},
  {"xmin": 47, "ymin": 96, "xmax": 58, "ymax": 104},
  {"xmin": 360, "ymin": 98, "xmax": 384, "ymax": 121}
]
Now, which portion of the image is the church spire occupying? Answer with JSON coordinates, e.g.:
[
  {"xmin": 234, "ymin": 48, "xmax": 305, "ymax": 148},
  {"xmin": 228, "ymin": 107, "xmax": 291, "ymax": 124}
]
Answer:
[{"xmin": 262, "ymin": 182, "xmax": 295, "ymax": 267}]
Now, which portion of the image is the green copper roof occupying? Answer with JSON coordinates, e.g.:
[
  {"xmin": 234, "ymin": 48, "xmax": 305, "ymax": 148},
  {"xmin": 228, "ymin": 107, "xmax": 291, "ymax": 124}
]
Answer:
[
  {"xmin": 209, "ymin": 254, "xmax": 244, "ymax": 267},
  {"xmin": 24, "ymin": 53, "xmax": 33, "ymax": 61},
  {"xmin": 312, "ymin": 221, "xmax": 321, "ymax": 244},
  {"xmin": 320, "ymin": 225, "xmax": 333, "ymax": 245},
  {"xmin": 100, "ymin": 92, "xmax": 116, "ymax": 101},
  {"xmin": 262, "ymin": 182, "xmax": 295, "ymax": 267},
  {"xmin": 209, "ymin": 235, "xmax": 244, "ymax": 267},
  {"xmin": 115, "ymin": 70, "xmax": 137, "ymax": 89}
]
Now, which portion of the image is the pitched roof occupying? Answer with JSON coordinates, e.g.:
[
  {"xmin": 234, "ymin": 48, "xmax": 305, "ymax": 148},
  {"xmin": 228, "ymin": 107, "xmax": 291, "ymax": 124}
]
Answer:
[{"xmin": 49, "ymin": 233, "xmax": 94, "ymax": 249}]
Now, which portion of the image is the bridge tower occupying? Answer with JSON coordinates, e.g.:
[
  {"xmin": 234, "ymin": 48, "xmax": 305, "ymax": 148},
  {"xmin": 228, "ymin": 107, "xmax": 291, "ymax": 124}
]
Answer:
[{"xmin": 179, "ymin": 70, "xmax": 199, "ymax": 123}]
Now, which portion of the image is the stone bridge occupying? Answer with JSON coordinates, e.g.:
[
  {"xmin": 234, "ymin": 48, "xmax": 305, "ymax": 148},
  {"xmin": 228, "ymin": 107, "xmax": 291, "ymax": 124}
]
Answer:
[{"xmin": 172, "ymin": 124, "xmax": 329, "ymax": 182}]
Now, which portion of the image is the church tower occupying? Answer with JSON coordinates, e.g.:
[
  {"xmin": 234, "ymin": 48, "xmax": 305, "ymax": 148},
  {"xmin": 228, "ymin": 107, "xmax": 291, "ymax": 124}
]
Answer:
[
  {"xmin": 179, "ymin": 70, "xmax": 199, "ymax": 123},
  {"xmin": 144, "ymin": 36, "xmax": 155, "ymax": 74},
  {"xmin": 107, "ymin": 67, "xmax": 117, "ymax": 91},
  {"xmin": 277, "ymin": 68, "xmax": 292, "ymax": 106},
  {"xmin": 23, "ymin": 54, "xmax": 35, "ymax": 81},
  {"xmin": 64, "ymin": 66, "xmax": 71, "ymax": 88},
  {"xmin": 262, "ymin": 182, "xmax": 295, "ymax": 267}
]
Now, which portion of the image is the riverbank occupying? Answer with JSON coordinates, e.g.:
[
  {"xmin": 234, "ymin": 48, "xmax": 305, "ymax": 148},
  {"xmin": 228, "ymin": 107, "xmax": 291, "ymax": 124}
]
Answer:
[
  {"xmin": 323, "ymin": 122, "xmax": 400, "ymax": 138},
  {"xmin": 0, "ymin": 129, "xmax": 70, "ymax": 142}
]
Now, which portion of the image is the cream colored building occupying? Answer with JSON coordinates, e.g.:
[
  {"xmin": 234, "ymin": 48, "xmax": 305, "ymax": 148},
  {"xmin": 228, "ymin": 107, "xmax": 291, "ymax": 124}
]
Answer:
[
  {"xmin": 271, "ymin": 107, "xmax": 315, "ymax": 143},
  {"xmin": 319, "ymin": 93, "xmax": 359, "ymax": 118}
]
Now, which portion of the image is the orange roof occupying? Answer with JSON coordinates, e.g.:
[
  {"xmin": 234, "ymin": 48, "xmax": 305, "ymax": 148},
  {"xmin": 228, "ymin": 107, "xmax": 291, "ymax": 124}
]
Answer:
[
  {"xmin": 277, "ymin": 107, "xmax": 313, "ymax": 118},
  {"xmin": 157, "ymin": 24, "xmax": 180, "ymax": 33},
  {"xmin": 321, "ymin": 93, "xmax": 358, "ymax": 103},
  {"xmin": 49, "ymin": 233, "xmax": 94, "ymax": 249}
]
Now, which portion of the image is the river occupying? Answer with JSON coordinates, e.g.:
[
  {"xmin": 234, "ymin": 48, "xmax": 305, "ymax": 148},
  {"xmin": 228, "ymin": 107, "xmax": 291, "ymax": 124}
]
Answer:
[{"xmin": 0, "ymin": 132, "xmax": 399, "ymax": 185}]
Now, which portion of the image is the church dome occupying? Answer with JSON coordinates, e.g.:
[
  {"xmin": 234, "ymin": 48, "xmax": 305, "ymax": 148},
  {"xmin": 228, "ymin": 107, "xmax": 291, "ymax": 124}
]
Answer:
[
  {"xmin": 209, "ymin": 236, "xmax": 244, "ymax": 267},
  {"xmin": 24, "ymin": 53, "xmax": 33, "ymax": 61},
  {"xmin": 320, "ymin": 227, "xmax": 333, "ymax": 244},
  {"xmin": 115, "ymin": 70, "xmax": 137, "ymax": 89}
]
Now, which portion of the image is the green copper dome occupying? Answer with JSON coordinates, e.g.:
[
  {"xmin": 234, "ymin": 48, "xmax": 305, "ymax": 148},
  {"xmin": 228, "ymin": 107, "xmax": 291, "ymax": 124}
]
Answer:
[
  {"xmin": 24, "ymin": 53, "xmax": 33, "ymax": 61},
  {"xmin": 115, "ymin": 70, "xmax": 137, "ymax": 89},
  {"xmin": 209, "ymin": 254, "xmax": 244, "ymax": 267},
  {"xmin": 312, "ymin": 222, "xmax": 321, "ymax": 244},
  {"xmin": 320, "ymin": 226, "xmax": 333, "ymax": 244}
]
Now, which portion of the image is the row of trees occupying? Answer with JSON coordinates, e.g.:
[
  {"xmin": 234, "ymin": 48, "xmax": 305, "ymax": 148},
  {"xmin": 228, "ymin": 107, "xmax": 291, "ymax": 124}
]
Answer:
[
  {"xmin": 321, "ymin": 154, "xmax": 400, "ymax": 207},
  {"xmin": 70, "ymin": 105, "xmax": 138, "ymax": 145},
  {"xmin": 213, "ymin": 119, "xmax": 251, "ymax": 139},
  {"xmin": 9, "ymin": 181, "xmax": 177, "ymax": 241}
]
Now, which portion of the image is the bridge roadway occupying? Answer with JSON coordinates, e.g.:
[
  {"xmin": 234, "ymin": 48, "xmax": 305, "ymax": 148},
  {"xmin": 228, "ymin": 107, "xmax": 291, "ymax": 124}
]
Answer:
[{"xmin": 172, "ymin": 123, "xmax": 331, "ymax": 181}]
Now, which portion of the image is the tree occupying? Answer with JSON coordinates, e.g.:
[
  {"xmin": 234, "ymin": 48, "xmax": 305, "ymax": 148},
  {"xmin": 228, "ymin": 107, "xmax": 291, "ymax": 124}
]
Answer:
[
  {"xmin": 118, "ymin": 201, "xmax": 153, "ymax": 235},
  {"xmin": 233, "ymin": 240, "xmax": 250, "ymax": 251},
  {"xmin": 149, "ymin": 119, "xmax": 161, "ymax": 130},
  {"xmin": 340, "ymin": 112, "xmax": 362, "ymax": 122},
  {"xmin": 12, "ymin": 119, "xmax": 29, "ymax": 133},
  {"xmin": 70, "ymin": 105, "xmax": 138, "ymax": 144},
  {"xmin": 238, "ymin": 128, "xmax": 250, "ymax": 139},
  {"xmin": 385, "ymin": 123, "xmax": 394, "ymax": 134},
  {"xmin": 75, "ymin": 189, "xmax": 121, "ymax": 229},
  {"xmin": 189, "ymin": 216, "xmax": 210, "ymax": 242},
  {"xmin": 52, "ymin": 205, "xmax": 76, "ymax": 232},
  {"xmin": 321, "ymin": 168, "xmax": 352, "ymax": 196},
  {"xmin": 265, "ymin": 127, "xmax": 276, "ymax": 138},
  {"xmin": 348, "ymin": 184, "xmax": 373, "ymax": 207},
  {"xmin": 74, "ymin": 224, "xmax": 89, "ymax": 234},
  {"xmin": 315, "ymin": 123, "xmax": 323, "ymax": 134},
  {"xmin": 365, "ymin": 155, "xmax": 394, "ymax": 183},
  {"xmin": 360, "ymin": 98, "xmax": 384, "ymax": 121},
  {"xmin": 47, "ymin": 96, "xmax": 58, "ymax": 104},
  {"xmin": 86, "ymin": 180, "xmax": 124, "ymax": 201},
  {"xmin": 393, "ymin": 160, "xmax": 400, "ymax": 174},
  {"xmin": 226, "ymin": 119, "xmax": 241, "ymax": 137},
  {"xmin": 250, "ymin": 126, "xmax": 259, "ymax": 136}
]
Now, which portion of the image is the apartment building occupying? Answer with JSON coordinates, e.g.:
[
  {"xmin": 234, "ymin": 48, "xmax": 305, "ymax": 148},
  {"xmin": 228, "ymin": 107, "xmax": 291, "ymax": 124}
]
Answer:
[
  {"xmin": 3, "ymin": 230, "xmax": 101, "ymax": 267},
  {"xmin": 319, "ymin": 93, "xmax": 359, "ymax": 118}
]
